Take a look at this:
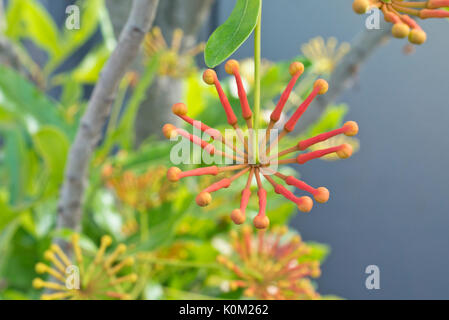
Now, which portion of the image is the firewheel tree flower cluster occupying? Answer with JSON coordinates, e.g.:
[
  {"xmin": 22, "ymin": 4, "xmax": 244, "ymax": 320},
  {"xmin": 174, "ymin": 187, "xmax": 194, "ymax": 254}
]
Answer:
[
  {"xmin": 162, "ymin": 59, "xmax": 359, "ymax": 229},
  {"xmin": 144, "ymin": 27, "xmax": 205, "ymax": 78},
  {"xmin": 102, "ymin": 165, "xmax": 177, "ymax": 238},
  {"xmin": 353, "ymin": 0, "xmax": 449, "ymax": 44},
  {"xmin": 217, "ymin": 226, "xmax": 322, "ymax": 300},
  {"xmin": 32, "ymin": 234, "xmax": 137, "ymax": 300},
  {"xmin": 301, "ymin": 37, "xmax": 350, "ymax": 76}
]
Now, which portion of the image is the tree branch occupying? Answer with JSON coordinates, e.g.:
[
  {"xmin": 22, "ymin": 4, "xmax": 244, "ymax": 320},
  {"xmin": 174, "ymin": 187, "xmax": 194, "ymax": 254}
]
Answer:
[
  {"xmin": 134, "ymin": 0, "xmax": 214, "ymax": 145},
  {"xmin": 56, "ymin": 0, "xmax": 159, "ymax": 240}
]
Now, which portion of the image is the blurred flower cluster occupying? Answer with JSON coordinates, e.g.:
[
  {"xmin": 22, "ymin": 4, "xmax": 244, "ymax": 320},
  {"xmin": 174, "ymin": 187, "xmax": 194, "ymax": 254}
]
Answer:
[
  {"xmin": 33, "ymin": 235, "xmax": 137, "ymax": 300},
  {"xmin": 218, "ymin": 226, "xmax": 322, "ymax": 300}
]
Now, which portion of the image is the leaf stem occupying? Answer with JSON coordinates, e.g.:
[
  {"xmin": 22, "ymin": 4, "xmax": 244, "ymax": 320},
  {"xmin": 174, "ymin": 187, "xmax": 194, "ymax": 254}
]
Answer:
[{"xmin": 253, "ymin": 1, "xmax": 262, "ymax": 163}]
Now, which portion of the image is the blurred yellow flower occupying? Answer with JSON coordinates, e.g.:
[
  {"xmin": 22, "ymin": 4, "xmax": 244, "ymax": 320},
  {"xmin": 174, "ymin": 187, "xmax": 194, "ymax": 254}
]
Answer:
[
  {"xmin": 103, "ymin": 165, "xmax": 177, "ymax": 212},
  {"xmin": 32, "ymin": 235, "xmax": 137, "ymax": 300},
  {"xmin": 144, "ymin": 27, "xmax": 204, "ymax": 78},
  {"xmin": 301, "ymin": 37, "xmax": 350, "ymax": 75}
]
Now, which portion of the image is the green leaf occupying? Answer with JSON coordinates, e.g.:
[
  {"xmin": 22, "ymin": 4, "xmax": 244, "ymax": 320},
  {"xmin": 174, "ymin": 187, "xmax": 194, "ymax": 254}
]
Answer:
[
  {"xmin": 4, "ymin": 0, "xmax": 24, "ymax": 39},
  {"xmin": 45, "ymin": 0, "xmax": 105, "ymax": 74},
  {"xmin": 0, "ymin": 65, "xmax": 69, "ymax": 134},
  {"xmin": 51, "ymin": 228, "xmax": 98, "ymax": 253},
  {"xmin": 17, "ymin": 0, "xmax": 61, "ymax": 57},
  {"xmin": 71, "ymin": 45, "xmax": 111, "ymax": 84},
  {"xmin": 4, "ymin": 129, "xmax": 28, "ymax": 204},
  {"xmin": 60, "ymin": 78, "xmax": 83, "ymax": 108},
  {"xmin": 204, "ymin": 0, "xmax": 261, "ymax": 67},
  {"xmin": 0, "ymin": 200, "xmax": 19, "ymax": 232},
  {"xmin": 32, "ymin": 127, "xmax": 69, "ymax": 195},
  {"xmin": 306, "ymin": 104, "xmax": 348, "ymax": 137},
  {"xmin": 1, "ymin": 290, "xmax": 31, "ymax": 300}
]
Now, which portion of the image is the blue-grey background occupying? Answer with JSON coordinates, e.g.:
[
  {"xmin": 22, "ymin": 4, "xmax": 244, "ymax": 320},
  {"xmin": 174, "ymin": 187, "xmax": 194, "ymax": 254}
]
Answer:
[
  {"xmin": 215, "ymin": 0, "xmax": 449, "ymax": 300},
  {"xmin": 40, "ymin": 0, "xmax": 449, "ymax": 299}
]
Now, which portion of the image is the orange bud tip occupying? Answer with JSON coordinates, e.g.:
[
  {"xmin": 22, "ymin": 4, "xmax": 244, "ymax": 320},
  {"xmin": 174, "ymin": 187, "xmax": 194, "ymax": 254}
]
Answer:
[
  {"xmin": 289, "ymin": 62, "xmax": 304, "ymax": 76},
  {"xmin": 172, "ymin": 103, "xmax": 188, "ymax": 116},
  {"xmin": 408, "ymin": 29, "xmax": 427, "ymax": 45},
  {"xmin": 352, "ymin": 0, "xmax": 369, "ymax": 14},
  {"xmin": 196, "ymin": 192, "xmax": 212, "ymax": 207},
  {"xmin": 298, "ymin": 196, "xmax": 313, "ymax": 212},
  {"xmin": 337, "ymin": 143, "xmax": 353, "ymax": 159},
  {"xmin": 314, "ymin": 187, "xmax": 330, "ymax": 204},
  {"xmin": 231, "ymin": 209, "xmax": 245, "ymax": 225},
  {"xmin": 343, "ymin": 121, "xmax": 359, "ymax": 136},
  {"xmin": 162, "ymin": 123, "xmax": 177, "ymax": 139},
  {"xmin": 203, "ymin": 69, "xmax": 217, "ymax": 85},
  {"xmin": 314, "ymin": 79, "xmax": 329, "ymax": 95},
  {"xmin": 167, "ymin": 167, "xmax": 181, "ymax": 182},
  {"xmin": 392, "ymin": 23, "xmax": 410, "ymax": 39},
  {"xmin": 253, "ymin": 215, "xmax": 270, "ymax": 229},
  {"xmin": 225, "ymin": 60, "xmax": 240, "ymax": 75}
]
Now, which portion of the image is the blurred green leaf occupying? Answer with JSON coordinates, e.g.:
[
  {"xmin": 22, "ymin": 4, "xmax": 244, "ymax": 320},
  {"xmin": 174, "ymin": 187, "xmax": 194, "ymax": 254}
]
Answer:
[
  {"xmin": 136, "ymin": 189, "xmax": 194, "ymax": 252},
  {"xmin": 0, "ymin": 65, "xmax": 69, "ymax": 133},
  {"xmin": 46, "ymin": 0, "xmax": 105, "ymax": 74},
  {"xmin": 306, "ymin": 104, "xmax": 348, "ymax": 137},
  {"xmin": 184, "ymin": 74, "xmax": 212, "ymax": 117},
  {"xmin": 1, "ymin": 228, "xmax": 44, "ymax": 290},
  {"xmin": 0, "ymin": 290, "xmax": 31, "ymax": 300},
  {"xmin": 4, "ymin": 0, "xmax": 23, "ymax": 39},
  {"xmin": 60, "ymin": 78, "xmax": 83, "ymax": 108},
  {"xmin": 6, "ymin": 0, "xmax": 60, "ymax": 56},
  {"xmin": 3, "ymin": 129, "xmax": 29, "ymax": 205},
  {"xmin": 71, "ymin": 45, "xmax": 111, "ymax": 84},
  {"xmin": 51, "ymin": 228, "xmax": 98, "ymax": 253},
  {"xmin": 0, "ymin": 200, "xmax": 19, "ymax": 232},
  {"xmin": 32, "ymin": 126, "xmax": 69, "ymax": 195},
  {"xmin": 205, "ymin": 0, "xmax": 261, "ymax": 67}
]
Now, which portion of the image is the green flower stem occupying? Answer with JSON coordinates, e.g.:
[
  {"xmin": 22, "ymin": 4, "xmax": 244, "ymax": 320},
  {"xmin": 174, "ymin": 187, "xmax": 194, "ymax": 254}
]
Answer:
[{"xmin": 253, "ymin": 1, "xmax": 262, "ymax": 163}]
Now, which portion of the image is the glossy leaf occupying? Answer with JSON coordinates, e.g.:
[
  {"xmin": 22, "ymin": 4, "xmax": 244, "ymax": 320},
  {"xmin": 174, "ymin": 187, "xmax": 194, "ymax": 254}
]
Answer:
[{"xmin": 205, "ymin": 0, "xmax": 261, "ymax": 67}]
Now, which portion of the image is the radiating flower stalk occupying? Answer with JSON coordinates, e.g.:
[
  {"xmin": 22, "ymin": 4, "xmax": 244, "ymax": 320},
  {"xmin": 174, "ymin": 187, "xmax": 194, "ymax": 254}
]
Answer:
[
  {"xmin": 144, "ymin": 27, "xmax": 205, "ymax": 78},
  {"xmin": 32, "ymin": 235, "xmax": 137, "ymax": 300},
  {"xmin": 163, "ymin": 59, "xmax": 359, "ymax": 230},
  {"xmin": 308, "ymin": 134, "xmax": 360, "ymax": 161},
  {"xmin": 102, "ymin": 165, "xmax": 177, "ymax": 239},
  {"xmin": 353, "ymin": 0, "xmax": 449, "ymax": 44},
  {"xmin": 217, "ymin": 226, "xmax": 321, "ymax": 300}
]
